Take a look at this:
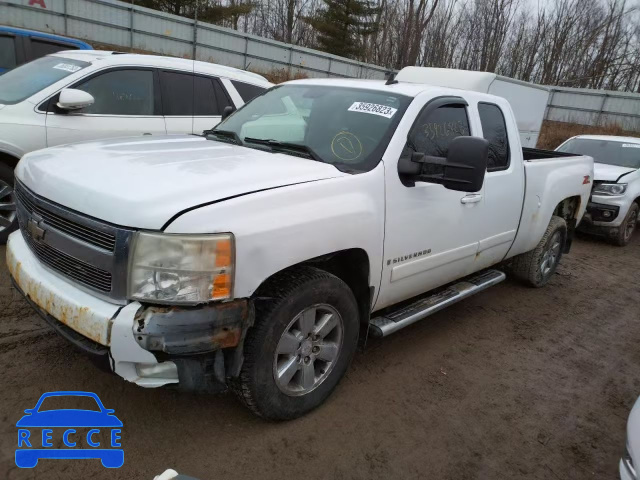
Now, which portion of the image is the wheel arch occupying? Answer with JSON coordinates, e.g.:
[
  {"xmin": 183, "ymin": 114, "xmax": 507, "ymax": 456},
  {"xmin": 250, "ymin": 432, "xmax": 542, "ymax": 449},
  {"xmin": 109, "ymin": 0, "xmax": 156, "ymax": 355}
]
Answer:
[
  {"xmin": 0, "ymin": 150, "xmax": 20, "ymax": 169},
  {"xmin": 552, "ymin": 195, "xmax": 581, "ymax": 253},
  {"xmin": 252, "ymin": 248, "xmax": 373, "ymax": 333}
]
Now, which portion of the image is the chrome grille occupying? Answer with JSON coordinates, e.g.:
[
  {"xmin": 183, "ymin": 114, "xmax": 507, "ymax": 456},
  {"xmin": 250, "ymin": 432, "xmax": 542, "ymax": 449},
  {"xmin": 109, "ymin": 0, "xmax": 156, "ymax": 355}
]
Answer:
[
  {"xmin": 15, "ymin": 183, "xmax": 116, "ymax": 251},
  {"xmin": 15, "ymin": 180, "xmax": 133, "ymax": 304},
  {"xmin": 22, "ymin": 227, "xmax": 112, "ymax": 292}
]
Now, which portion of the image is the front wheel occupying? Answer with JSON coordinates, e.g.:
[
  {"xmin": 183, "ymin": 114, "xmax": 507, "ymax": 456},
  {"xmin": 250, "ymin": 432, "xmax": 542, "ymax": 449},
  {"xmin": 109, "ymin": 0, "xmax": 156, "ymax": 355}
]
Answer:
[
  {"xmin": 611, "ymin": 202, "xmax": 639, "ymax": 247},
  {"xmin": 0, "ymin": 163, "xmax": 18, "ymax": 244},
  {"xmin": 509, "ymin": 216, "xmax": 567, "ymax": 288},
  {"xmin": 234, "ymin": 266, "xmax": 359, "ymax": 420}
]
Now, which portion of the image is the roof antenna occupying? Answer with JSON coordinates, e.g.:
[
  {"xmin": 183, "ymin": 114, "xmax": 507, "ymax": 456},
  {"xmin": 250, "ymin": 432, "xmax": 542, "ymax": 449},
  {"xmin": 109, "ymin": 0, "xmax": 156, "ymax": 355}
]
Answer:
[{"xmin": 385, "ymin": 71, "xmax": 398, "ymax": 85}]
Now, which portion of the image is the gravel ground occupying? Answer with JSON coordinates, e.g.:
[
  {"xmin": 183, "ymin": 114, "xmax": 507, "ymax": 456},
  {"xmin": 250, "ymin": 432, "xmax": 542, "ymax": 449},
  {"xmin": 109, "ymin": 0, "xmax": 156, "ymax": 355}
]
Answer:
[{"xmin": 1, "ymin": 233, "xmax": 639, "ymax": 480}]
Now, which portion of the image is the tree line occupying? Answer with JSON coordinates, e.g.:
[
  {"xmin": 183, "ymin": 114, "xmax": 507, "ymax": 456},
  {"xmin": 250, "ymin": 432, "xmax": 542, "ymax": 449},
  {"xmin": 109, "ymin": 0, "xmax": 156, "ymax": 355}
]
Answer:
[{"xmin": 126, "ymin": 0, "xmax": 640, "ymax": 92}]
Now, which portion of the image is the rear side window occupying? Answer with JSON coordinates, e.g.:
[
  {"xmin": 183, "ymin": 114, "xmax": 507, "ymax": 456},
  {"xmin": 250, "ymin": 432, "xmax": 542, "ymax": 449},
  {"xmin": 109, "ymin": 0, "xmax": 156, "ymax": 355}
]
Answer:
[
  {"xmin": 409, "ymin": 104, "xmax": 470, "ymax": 157},
  {"xmin": 231, "ymin": 80, "xmax": 266, "ymax": 103},
  {"xmin": 160, "ymin": 71, "xmax": 194, "ymax": 116},
  {"xmin": 478, "ymin": 103, "xmax": 510, "ymax": 170},
  {"xmin": 194, "ymin": 76, "xmax": 219, "ymax": 116},
  {"xmin": 0, "ymin": 36, "xmax": 17, "ymax": 70},
  {"xmin": 213, "ymin": 80, "xmax": 233, "ymax": 112},
  {"xmin": 75, "ymin": 69, "xmax": 155, "ymax": 115},
  {"xmin": 30, "ymin": 39, "xmax": 75, "ymax": 59}
]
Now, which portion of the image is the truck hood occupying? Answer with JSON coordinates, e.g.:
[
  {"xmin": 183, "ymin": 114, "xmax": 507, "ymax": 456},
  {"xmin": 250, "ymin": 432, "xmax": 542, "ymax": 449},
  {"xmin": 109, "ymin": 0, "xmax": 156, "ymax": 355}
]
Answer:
[
  {"xmin": 593, "ymin": 162, "xmax": 637, "ymax": 182},
  {"xmin": 16, "ymin": 135, "xmax": 346, "ymax": 229}
]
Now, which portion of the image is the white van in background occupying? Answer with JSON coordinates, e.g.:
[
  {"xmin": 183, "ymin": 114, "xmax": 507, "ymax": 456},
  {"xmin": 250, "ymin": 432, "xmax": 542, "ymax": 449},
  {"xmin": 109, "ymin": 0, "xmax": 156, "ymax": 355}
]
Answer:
[
  {"xmin": 0, "ymin": 50, "xmax": 272, "ymax": 241},
  {"xmin": 556, "ymin": 135, "xmax": 640, "ymax": 246},
  {"xmin": 396, "ymin": 67, "xmax": 550, "ymax": 148}
]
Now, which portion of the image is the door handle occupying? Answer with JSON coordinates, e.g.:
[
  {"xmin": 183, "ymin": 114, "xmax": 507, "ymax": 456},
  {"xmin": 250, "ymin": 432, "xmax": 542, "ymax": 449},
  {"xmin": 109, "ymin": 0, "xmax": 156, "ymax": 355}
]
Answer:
[{"xmin": 461, "ymin": 194, "xmax": 482, "ymax": 204}]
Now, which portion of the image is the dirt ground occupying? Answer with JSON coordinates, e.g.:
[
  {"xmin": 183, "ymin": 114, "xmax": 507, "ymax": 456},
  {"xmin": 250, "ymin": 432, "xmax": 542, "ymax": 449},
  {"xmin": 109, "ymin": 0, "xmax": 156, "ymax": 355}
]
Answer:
[{"xmin": 1, "ymin": 233, "xmax": 639, "ymax": 480}]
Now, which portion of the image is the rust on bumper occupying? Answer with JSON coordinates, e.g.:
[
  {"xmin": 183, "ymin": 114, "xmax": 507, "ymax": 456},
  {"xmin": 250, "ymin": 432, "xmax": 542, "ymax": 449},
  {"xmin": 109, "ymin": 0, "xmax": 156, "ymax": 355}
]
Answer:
[
  {"xmin": 133, "ymin": 299, "xmax": 252, "ymax": 355},
  {"xmin": 7, "ymin": 244, "xmax": 113, "ymax": 346}
]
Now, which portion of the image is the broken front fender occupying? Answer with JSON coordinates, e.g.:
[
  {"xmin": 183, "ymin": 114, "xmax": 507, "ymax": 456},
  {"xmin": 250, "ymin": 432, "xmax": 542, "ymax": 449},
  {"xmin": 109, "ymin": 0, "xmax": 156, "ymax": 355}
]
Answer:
[{"xmin": 133, "ymin": 300, "xmax": 253, "ymax": 355}]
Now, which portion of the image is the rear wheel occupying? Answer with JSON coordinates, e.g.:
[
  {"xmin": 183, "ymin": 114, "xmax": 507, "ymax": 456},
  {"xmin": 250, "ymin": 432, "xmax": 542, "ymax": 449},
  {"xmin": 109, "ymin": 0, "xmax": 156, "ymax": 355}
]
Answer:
[
  {"xmin": 234, "ymin": 266, "xmax": 359, "ymax": 420},
  {"xmin": 510, "ymin": 216, "xmax": 567, "ymax": 288},
  {"xmin": 0, "ymin": 163, "xmax": 17, "ymax": 244},
  {"xmin": 611, "ymin": 202, "xmax": 639, "ymax": 247}
]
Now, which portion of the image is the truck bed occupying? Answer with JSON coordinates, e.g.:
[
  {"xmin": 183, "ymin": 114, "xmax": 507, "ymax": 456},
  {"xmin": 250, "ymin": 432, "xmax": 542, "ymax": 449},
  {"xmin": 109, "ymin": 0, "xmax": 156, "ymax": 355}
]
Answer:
[{"xmin": 507, "ymin": 151, "xmax": 594, "ymax": 258}]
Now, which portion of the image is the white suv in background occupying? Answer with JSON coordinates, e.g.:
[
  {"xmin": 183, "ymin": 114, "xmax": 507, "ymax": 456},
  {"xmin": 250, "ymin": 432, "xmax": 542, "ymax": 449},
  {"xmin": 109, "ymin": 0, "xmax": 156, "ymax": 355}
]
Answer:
[
  {"xmin": 556, "ymin": 135, "xmax": 640, "ymax": 246},
  {"xmin": 0, "ymin": 50, "xmax": 272, "ymax": 241}
]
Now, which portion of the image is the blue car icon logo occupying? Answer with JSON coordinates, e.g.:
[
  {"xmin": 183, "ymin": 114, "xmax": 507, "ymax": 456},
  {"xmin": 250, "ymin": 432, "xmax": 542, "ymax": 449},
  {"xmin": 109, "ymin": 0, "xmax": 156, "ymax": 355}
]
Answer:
[{"xmin": 16, "ymin": 391, "xmax": 123, "ymax": 468}]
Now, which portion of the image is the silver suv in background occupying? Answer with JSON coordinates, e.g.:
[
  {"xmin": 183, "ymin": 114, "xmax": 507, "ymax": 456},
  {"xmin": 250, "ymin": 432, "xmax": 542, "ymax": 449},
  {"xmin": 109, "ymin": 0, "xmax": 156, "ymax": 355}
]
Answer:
[{"xmin": 557, "ymin": 135, "xmax": 640, "ymax": 246}]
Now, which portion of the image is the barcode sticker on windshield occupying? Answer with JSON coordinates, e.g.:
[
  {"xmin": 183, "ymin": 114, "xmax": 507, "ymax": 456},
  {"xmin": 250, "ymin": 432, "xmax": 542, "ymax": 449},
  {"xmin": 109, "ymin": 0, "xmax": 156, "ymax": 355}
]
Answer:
[
  {"xmin": 348, "ymin": 102, "xmax": 397, "ymax": 118},
  {"xmin": 622, "ymin": 143, "xmax": 640, "ymax": 148},
  {"xmin": 53, "ymin": 63, "xmax": 82, "ymax": 73}
]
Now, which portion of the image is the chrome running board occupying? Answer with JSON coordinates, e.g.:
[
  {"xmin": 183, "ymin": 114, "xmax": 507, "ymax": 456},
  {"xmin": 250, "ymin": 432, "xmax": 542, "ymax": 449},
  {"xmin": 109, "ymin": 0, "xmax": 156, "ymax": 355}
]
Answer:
[{"xmin": 369, "ymin": 269, "xmax": 506, "ymax": 337}]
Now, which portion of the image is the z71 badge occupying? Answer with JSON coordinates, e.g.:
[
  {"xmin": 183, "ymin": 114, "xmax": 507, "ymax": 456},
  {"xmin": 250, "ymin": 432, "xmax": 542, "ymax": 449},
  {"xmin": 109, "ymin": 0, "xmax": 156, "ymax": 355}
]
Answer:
[{"xmin": 387, "ymin": 249, "xmax": 432, "ymax": 266}]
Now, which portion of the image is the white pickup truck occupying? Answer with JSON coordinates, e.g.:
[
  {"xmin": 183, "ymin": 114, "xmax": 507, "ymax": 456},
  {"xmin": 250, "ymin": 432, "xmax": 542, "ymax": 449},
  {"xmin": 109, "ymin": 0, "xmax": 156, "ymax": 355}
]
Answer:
[
  {"xmin": 6, "ymin": 70, "xmax": 594, "ymax": 420},
  {"xmin": 556, "ymin": 135, "xmax": 640, "ymax": 246}
]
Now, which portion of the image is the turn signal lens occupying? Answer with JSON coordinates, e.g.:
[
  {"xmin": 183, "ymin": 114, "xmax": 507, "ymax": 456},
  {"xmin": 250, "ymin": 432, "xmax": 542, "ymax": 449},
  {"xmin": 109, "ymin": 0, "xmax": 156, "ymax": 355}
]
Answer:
[{"xmin": 212, "ymin": 273, "xmax": 232, "ymax": 300}]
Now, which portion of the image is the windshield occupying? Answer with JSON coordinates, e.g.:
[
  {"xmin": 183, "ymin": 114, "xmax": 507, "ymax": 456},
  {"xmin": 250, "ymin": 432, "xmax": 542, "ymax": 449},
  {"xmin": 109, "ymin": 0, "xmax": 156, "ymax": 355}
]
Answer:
[
  {"xmin": 557, "ymin": 138, "xmax": 640, "ymax": 169},
  {"xmin": 0, "ymin": 56, "xmax": 90, "ymax": 104},
  {"xmin": 37, "ymin": 395, "xmax": 101, "ymax": 412},
  {"xmin": 211, "ymin": 84, "xmax": 412, "ymax": 171}
]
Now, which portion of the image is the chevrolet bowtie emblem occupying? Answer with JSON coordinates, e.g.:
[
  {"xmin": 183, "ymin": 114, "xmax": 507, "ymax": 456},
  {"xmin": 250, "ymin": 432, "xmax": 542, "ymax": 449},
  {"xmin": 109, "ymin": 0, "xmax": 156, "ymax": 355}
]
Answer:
[{"xmin": 27, "ymin": 215, "xmax": 46, "ymax": 242}]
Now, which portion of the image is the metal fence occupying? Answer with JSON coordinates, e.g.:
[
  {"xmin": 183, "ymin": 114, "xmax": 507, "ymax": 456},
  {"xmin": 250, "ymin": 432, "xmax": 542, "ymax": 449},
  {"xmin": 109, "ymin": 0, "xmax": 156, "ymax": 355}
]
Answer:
[
  {"xmin": 4, "ymin": 0, "xmax": 640, "ymax": 131},
  {"xmin": 0, "ymin": 0, "xmax": 390, "ymax": 79},
  {"xmin": 545, "ymin": 86, "xmax": 640, "ymax": 132}
]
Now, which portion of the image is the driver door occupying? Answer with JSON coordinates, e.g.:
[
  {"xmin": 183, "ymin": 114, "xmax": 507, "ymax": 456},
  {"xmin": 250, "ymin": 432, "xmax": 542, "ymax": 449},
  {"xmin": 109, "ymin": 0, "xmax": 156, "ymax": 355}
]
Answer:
[{"xmin": 375, "ymin": 97, "xmax": 487, "ymax": 310}]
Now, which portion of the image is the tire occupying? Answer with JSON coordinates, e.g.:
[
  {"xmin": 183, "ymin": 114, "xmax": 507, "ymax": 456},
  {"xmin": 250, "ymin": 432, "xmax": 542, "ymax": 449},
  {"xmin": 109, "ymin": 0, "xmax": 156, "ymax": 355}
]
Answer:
[
  {"xmin": 509, "ymin": 216, "xmax": 567, "ymax": 288},
  {"xmin": 234, "ymin": 266, "xmax": 359, "ymax": 420},
  {"xmin": 611, "ymin": 202, "xmax": 639, "ymax": 247},
  {"xmin": 0, "ymin": 163, "xmax": 18, "ymax": 245}
]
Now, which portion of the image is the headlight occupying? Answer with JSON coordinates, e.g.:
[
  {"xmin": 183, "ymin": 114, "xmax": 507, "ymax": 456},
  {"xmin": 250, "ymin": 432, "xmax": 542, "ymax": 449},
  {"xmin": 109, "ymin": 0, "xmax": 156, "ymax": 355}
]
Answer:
[
  {"xmin": 593, "ymin": 183, "xmax": 627, "ymax": 195},
  {"xmin": 128, "ymin": 232, "xmax": 234, "ymax": 304}
]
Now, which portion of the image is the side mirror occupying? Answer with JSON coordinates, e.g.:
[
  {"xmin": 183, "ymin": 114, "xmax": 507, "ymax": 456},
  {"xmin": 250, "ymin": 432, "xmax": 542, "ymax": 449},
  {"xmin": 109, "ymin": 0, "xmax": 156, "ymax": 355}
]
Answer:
[
  {"xmin": 221, "ymin": 105, "xmax": 236, "ymax": 121},
  {"xmin": 441, "ymin": 136, "xmax": 489, "ymax": 192},
  {"xmin": 399, "ymin": 137, "xmax": 489, "ymax": 192},
  {"xmin": 57, "ymin": 88, "xmax": 95, "ymax": 111}
]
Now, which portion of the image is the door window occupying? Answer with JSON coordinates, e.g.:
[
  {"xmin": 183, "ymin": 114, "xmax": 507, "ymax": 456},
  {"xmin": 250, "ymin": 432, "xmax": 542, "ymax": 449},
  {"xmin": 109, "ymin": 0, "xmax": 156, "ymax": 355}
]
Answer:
[
  {"xmin": 0, "ymin": 36, "xmax": 17, "ymax": 70},
  {"xmin": 408, "ymin": 104, "xmax": 470, "ymax": 157},
  {"xmin": 230, "ymin": 80, "xmax": 267, "ymax": 103},
  {"xmin": 194, "ymin": 76, "xmax": 219, "ymax": 116},
  {"xmin": 478, "ymin": 103, "xmax": 510, "ymax": 170},
  {"xmin": 213, "ymin": 80, "xmax": 233, "ymax": 112},
  {"xmin": 160, "ymin": 70, "xmax": 194, "ymax": 116},
  {"xmin": 75, "ymin": 69, "xmax": 155, "ymax": 115}
]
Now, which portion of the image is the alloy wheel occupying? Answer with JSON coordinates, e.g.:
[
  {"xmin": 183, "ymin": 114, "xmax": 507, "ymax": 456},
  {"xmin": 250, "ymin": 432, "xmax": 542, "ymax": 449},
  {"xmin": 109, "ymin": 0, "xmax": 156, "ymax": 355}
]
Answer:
[
  {"xmin": 539, "ymin": 231, "xmax": 562, "ymax": 278},
  {"xmin": 273, "ymin": 304, "xmax": 344, "ymax": 397},
  {"xmin": 624, "ymin": 209, "xmax": 638, "ymax": 242},
  {"xmin": 0, "ymin": 180, "xmax": 16, "ymax": 233}
]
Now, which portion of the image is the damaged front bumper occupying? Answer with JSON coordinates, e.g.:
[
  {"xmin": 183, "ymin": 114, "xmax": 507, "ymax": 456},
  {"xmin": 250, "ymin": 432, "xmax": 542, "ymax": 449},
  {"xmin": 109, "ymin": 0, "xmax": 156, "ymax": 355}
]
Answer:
[{"xmin": 6, "ymin": 231, "xmax": 253, "ymax": 393}]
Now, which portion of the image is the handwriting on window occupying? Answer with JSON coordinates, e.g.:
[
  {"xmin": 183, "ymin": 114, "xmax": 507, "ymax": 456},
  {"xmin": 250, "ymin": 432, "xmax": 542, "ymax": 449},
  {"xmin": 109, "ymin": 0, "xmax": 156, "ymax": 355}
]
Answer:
[{"xmin": 421, "ymin": 121, "xmax": 468, "ymax": 140}]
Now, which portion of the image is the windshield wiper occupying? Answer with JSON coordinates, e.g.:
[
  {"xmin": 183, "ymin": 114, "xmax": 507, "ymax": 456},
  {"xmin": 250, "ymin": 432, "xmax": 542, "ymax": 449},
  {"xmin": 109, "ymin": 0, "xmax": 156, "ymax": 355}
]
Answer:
[
  {"xmin": 244, "ymin": 137, "xmax": 322, "ymax": 162},
  {"xmin": 204, "ymin": 129, "xmax": 243, "ymax": 145}
]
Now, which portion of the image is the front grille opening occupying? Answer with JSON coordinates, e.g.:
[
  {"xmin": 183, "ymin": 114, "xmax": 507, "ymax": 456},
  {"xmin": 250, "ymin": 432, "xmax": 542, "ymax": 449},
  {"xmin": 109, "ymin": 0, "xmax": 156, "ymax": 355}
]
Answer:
[
  {"xmin": 23, "ymin": 230, "xmax": 112, "ymax": 293},
  {"xmin": 15, "ymin": 183, "xmax": 116, "ymax": 252}
]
